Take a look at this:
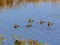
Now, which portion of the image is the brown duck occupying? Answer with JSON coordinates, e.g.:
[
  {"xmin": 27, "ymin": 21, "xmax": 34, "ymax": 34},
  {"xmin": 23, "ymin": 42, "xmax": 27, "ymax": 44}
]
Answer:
[
  {"xmin": 26, "ymin": 24, "xmax": 32, "ymax": 28},
  {"xmin": 40, "ymin": 20, "xmax": 45, "ymax": 24},
  {"xmin": 14, "ymin": 24, "xmax": 20, "ymax": 28},
  {"xmin": 28, "ymin": 18, "xmax": 34, "ymax": 23},
  {"xmin": 48, "ymin": 22, "xmax": 53, "ymax": 26}
]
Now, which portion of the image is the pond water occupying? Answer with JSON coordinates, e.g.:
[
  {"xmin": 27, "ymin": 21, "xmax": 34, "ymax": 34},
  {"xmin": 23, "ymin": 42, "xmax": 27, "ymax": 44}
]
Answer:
[{"xmin": 0, "ymin": 0, "xmax": 60, "ymax": 45}]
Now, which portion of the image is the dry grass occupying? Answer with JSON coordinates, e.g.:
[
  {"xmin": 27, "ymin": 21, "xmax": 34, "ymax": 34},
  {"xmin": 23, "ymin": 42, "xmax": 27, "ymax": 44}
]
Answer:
[{"xmin": 0, "ymin": 0, "xmax": 59, "ymax": 8}]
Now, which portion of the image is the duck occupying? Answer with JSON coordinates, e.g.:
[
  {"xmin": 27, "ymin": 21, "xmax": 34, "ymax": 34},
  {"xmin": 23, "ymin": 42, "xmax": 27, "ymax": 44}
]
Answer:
[
  {"xmin": 28, "ymin": 18, "xmax": 34, "ymax": 23},
  {"xmin": 48, "ymin": 22, "xmax": 53, "ymax": 26},
  {"xmin": 26, "ymin": 24, "xmax": 32, "ymax": 28},
  {"xmin": 40, "ymin": 19, "xmax": 45, "ymax": 24},
  {"xmin": 14, "ymin": 24, "xmax": 20, "ymax": 28}
]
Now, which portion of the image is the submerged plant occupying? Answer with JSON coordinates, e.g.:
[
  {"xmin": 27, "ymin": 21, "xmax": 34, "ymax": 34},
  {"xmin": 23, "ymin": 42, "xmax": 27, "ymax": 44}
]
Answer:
[
  {"xmin": 14, "ymin": 40, "xmax": 26, "ymax": 45},
  {"xmin": 14, "ymin": 39, "xmax": 50, "ymax": 45},
  {"xmin": 0, "ymin": 34, "xmax": 6, "ymax": 45}
]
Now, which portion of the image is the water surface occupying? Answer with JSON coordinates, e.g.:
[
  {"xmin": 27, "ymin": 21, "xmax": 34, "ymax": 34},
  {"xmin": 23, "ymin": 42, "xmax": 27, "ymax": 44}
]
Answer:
[{"xmin": 0, "ymin": 0, "xmax": 60, "ymax": 45}]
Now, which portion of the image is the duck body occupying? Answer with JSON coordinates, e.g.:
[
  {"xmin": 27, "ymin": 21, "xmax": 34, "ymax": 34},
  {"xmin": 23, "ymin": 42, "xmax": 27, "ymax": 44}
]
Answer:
[
  {"xmin": 40, "ymin": 20, "xmax": 45, "ymax": 24},
  {"xmin": 14, "ymin": 24, "xmax": 20, "ymax": 28},
  {"xmin": 26, "ymin": 24, "xmax": 32, "ymax": 28},
  {"xmin": 48, "ymin": 22, "xmax": 53, "ymax": 26},
  {"xmin": 28, "ymin": 18, "xmax": 34, "ymax": 23}
]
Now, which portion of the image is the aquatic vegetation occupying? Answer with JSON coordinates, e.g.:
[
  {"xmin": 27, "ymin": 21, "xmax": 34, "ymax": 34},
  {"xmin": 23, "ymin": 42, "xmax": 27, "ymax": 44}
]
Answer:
[
  {"xmin": 14, "ymin": 24, "xmax": 20, "ymax": 29},
  {"xmin": 14, "ymin": 39, "xmax": 49, "ymax": 45},
  {"xmin": 14, "ymin": 40, "xmax": 25, "ymax": 45},
  {"xmin": 26, "ymin": 24, "xmax": 32, "ymax": 28},
  {"xmin": 48, "ymin": 22, "xmax": 53, "ymax": 26},
  {"xmin": 14, "ymin": 40, "xmax": 20, "ymax": 45},
  {"xmin": 44, "ymin": 43, "xmax": 49, "ymax": 45},
  {"xmin": 36, "ymin": 43, "xmax": 42, "ymax": 45},
  {"xmin": 0, "ymin": 34, "xmax": 6, "ymax": 45},
  {"xmin": 28, "ymin": 39, "xmax": 38, "ymax": 45},
  {"xmin": 19, "ymin": 40, "xmax": 26, "ymax": 45},
  {"xmin": 40, "ymin": 20, "xmax": 45, "ymax": 24}
]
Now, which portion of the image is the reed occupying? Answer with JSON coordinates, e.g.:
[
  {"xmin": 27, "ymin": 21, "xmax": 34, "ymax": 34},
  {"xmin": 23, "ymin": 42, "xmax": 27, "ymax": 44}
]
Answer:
[{"xmin": 0, "ymin": 0, "xmax": 59, "ymax": 8}]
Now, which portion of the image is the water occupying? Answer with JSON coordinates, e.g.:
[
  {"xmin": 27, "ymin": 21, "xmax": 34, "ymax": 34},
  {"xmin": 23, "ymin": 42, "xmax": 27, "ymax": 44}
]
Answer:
[{"xmin": 0, "ymin": 0, "xmax": 60, "ymax": 45}]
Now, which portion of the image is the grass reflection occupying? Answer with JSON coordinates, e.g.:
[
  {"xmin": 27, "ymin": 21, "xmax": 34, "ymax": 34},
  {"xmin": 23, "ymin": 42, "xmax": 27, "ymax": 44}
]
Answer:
[
  {"xmin": 0, "ymin": 0, "xmax": 60, "ymax": 8},
  {"xmin": 0, "ymin": 0, "xmax": 40, "ymax": 8}
]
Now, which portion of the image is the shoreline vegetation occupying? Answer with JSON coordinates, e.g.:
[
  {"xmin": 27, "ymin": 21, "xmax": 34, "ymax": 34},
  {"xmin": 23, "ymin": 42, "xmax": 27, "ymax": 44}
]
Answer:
[{"xmin": 0, "ymin": 0, "xmax": 60, "ymax": 8}]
